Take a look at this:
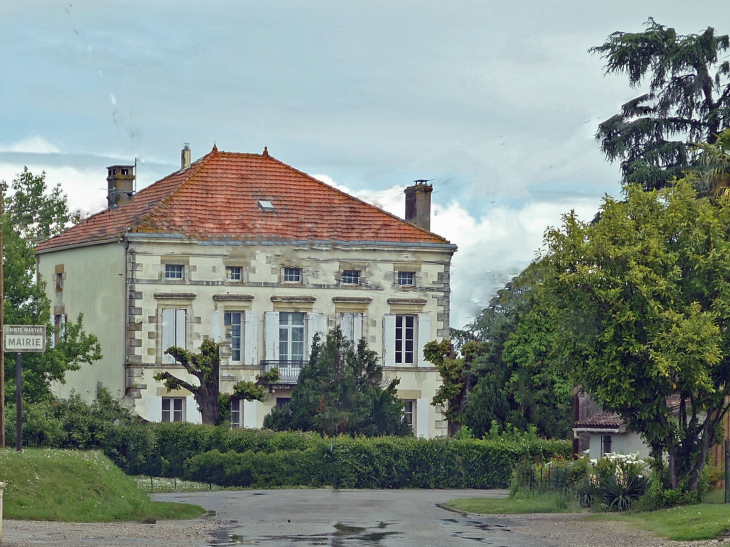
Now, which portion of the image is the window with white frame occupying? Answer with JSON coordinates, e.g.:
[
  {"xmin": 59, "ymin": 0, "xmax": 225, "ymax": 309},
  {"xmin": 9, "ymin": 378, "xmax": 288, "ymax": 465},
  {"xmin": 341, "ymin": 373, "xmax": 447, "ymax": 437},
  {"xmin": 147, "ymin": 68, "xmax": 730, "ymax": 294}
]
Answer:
[
  {"xmin": 341, "ymin": 270, "xmax": 360, "ymax": 284},
  {"xmin": 226, "ymin": 266, "xmax": 242, "ymax": 281},
  {"xmin": 395, "ymin": 315, "xmax": 415, "ymax": 364},
  {"xmin": 165, "ymin": 264, "xmax": 184, "ymax": 280},
  {"xmin": 161, "ymin": 308, "xmax": 186, "ymax": 364},
  {"xmin": 52, "ymin": 313, "xmax": 66, "ymax": 348},
  {"xmin": 162, "ymin": 397, "xmax": 184, "ymax": 422},
  {"xmin": 403, "ymin": 400, "xmax": 415, "ymax": 430},
  {"xmin": 279, "ymin": 312, "xmax": 305, "ymax": 360},
  {"xmin": 230, "ymin": 398, "xmax": 241, "ymax": 428},
  {"xmin": 397, "ymin": 271, "xmax": 414, "ymax": 286},
  {"xmin": 340, "ymin": 312, "xmax": 364, "ymax": 343},
  {"xmin": 224, "ymin": 311, "xmax": 243, "ymax": 362},
  {"xmin": 283, "ymin": 267, "xmax": 301, "ymax": 283}
]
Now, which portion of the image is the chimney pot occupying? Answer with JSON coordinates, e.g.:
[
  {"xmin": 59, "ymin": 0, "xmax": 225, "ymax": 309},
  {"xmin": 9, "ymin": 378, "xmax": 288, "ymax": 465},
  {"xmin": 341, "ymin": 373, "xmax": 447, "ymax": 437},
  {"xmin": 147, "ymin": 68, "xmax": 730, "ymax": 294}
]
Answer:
[
  {"xmin": 404, "ymin": 180, "xmax": 433, "ymax": 232},
  {"xmin": 106, "ymin": 165, "xmax": 135, "ymax": 209},
  {"xmin": 181, "ymin": 144, "xmax": 191, "ymax": 170}
]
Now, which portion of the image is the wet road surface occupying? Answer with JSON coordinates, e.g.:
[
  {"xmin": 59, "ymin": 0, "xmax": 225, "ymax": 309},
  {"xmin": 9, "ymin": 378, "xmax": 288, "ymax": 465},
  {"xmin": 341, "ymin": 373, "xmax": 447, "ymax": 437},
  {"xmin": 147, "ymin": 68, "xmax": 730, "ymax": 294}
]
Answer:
[{"xmin": 153, "ymin": 488, "xmax": 548, "ymax": 547}]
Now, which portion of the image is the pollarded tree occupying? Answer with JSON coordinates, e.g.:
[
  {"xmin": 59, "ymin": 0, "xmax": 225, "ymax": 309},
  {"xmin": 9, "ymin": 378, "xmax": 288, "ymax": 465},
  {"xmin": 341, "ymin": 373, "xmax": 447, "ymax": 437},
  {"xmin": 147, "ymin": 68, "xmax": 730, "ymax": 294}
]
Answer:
[
  {"xmin": 543, "ymin": 180, "xmax": 730, "ymax": 493},
  {"xmin": 591, "ymin": 19, "xmax": 730, "ymax": 190},
  {"xmin": 154, "ymin": 340, "xmax": 279, "ymax": 425}
]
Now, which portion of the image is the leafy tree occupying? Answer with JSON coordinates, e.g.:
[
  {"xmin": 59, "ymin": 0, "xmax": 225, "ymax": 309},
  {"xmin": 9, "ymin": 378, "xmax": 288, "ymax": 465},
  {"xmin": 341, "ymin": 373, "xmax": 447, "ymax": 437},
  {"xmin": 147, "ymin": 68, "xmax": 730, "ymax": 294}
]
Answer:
[
  {"xmin": 543, "ymin": 180, "xmax": 730, "ymax": 492},
  {"xmin": 2, "ymin": 168, "xmax": 101, "ymax": 404},
  {"xmin": 591, "ymin": 19, "xmax": 730, "ymax": 190},
  {"xmin": 690, "ymin": 127, "xmax": 730, "ymax": 198},
  {"xmin": 427, "ymin": 339, "xmax": 485, "ymax": 437},
  {"xmin": 264, "ymin": 327, "xmax": 411, "ymax": 437},
  {"xmin": 154, "ymin": 339, "xmax": 279, "ymax": 425}
]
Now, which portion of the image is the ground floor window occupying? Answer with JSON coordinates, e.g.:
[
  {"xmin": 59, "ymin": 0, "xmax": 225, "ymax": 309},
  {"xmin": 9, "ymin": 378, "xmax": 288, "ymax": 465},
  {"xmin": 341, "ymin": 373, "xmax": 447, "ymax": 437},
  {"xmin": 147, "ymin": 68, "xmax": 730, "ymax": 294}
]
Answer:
[
  {"xmin": 403, "ymin": 400, "xmax": 415, "ymax": 430},
  {"xmin": 276, "ymin": 397, "xmax": 292, "ymax": 409},
  {"xmin": 601, "ymin": 435, "xmax": 612, "ymax": 455},
  {"xmin": 230, "ymin": 398, "xmax": 241, "ymax": 428},
  {"xmin": 162, "ymin": 397, "xmax": 184, "ymax": 422}
]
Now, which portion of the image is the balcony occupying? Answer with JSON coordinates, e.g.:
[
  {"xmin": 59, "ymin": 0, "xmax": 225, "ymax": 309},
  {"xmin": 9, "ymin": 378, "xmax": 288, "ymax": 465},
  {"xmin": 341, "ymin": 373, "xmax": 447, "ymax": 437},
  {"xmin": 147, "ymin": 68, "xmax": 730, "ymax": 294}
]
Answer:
[{"xmin": 262, "ymin": 360, "xmax": 305, "ymax": 385}]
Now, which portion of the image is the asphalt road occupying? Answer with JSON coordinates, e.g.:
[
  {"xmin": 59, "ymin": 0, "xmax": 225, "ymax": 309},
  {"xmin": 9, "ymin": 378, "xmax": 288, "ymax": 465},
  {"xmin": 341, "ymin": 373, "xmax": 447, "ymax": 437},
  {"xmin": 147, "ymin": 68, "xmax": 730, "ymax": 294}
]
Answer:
[{"xmin": 153, "ymin": 488, "xmax": 545, "ymax": 547}]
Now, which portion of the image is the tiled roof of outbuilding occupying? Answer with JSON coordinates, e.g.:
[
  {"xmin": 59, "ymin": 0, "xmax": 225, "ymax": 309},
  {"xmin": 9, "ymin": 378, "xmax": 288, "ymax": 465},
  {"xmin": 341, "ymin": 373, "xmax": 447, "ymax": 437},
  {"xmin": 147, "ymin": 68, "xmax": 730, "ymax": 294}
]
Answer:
[
  {"xmin": 574, "ymin": 413, "xmax": 624, "ymax": 428},
  {"xmin": 36, "ymin": 148, "xmax": 450, "ymax": 252}
]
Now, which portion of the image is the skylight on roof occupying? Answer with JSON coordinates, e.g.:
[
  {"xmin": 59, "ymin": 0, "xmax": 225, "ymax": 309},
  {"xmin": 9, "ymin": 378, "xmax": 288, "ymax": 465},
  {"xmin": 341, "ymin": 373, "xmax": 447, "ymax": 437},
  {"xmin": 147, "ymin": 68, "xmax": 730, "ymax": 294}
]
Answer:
[{"xmin": 258, "ymin": 200, "xmax": 276, "ymax": 212}]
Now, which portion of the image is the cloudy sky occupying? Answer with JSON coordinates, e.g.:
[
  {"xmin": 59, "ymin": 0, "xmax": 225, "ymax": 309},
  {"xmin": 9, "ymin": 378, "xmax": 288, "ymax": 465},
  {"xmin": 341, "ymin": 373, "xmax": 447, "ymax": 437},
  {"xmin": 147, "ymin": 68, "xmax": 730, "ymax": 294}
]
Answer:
[{"xmin": 1, "ymin": 1, "xmax": 726, "ymax": 328}]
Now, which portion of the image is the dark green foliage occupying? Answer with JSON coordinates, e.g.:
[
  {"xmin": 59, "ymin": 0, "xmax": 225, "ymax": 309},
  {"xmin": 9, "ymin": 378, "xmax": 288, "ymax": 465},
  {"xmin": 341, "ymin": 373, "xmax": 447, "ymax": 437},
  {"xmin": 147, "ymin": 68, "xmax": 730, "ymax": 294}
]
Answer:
[
  {"xmin": 451, "ymin": 263, "xmax": 572, "ymax": 439},
  {"xmin": 182, "ymin": 435, "xmax": 571, "ymax": 489},
  {"xmin": 264, "ymin": 327, "xmax": 412, "ymax": 437},
  {"xmin": 591, "ymin": 19, "xmax": 730, "ymax": 190},
  {"xmin": 2, "ymin": 168, "xmax": 101, "ymax": 403},
  {"xmin": 600, "ymin": 474, "xmax": 651, "ymax": 511}
]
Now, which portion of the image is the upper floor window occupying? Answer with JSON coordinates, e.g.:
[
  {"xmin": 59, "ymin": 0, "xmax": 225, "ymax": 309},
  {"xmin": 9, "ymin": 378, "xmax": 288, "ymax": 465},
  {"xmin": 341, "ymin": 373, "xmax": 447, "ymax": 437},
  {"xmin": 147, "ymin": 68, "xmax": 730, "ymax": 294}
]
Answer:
[
  {"xmin": 395, "ymin": 314, "xmax": 415, "ymax": 364},
  {"xmin": 342, "ymin": 270, "xmax": 360, "ymax": 284},
  {"xmin": 161, "ymin": 308, "xmax": 186, "ymax": 364},
  {"xmin": 397, "ymin": 271, "xmax": 414, "ymax": 286},
  {"xmin": 165, "ymin": 264, "xmax": 184, "ymax": 280},
  {"xmin": 226, "ymin": 266, "xmax": 242, "ymax": 281},
  {"xmin": 224, "ymin": 311, "xmax": 243, "ymax": 362},
  {"xmin": 279, "ymin": 312, "xmax": 305, "ymax": 360},
  {"xmin": 284, "ymin": 267, "xmax": 301, "ymax": 283}
]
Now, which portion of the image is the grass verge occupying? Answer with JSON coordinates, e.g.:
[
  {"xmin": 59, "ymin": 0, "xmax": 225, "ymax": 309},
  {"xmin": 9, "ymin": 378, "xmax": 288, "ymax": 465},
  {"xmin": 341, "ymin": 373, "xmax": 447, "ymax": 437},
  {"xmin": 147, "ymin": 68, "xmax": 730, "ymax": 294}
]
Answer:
[
  {"xmin": 444, "ymin": 493, "xmax": 582, "ymax": 514},
  {"xmin": 0, "ymin": 449, "xmax": 206, "ymax": 521},
  {"xmin": 590, "ymin": 502, "xmax": 730, "ymax": 541}
]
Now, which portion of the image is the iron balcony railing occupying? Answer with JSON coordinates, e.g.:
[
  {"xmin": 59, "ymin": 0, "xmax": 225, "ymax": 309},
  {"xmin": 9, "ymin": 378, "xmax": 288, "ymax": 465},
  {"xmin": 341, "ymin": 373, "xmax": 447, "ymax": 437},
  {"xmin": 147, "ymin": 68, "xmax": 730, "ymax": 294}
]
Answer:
[{"xmin": 262, "ymin": 360, "xmax": 305, "ymax": 384}]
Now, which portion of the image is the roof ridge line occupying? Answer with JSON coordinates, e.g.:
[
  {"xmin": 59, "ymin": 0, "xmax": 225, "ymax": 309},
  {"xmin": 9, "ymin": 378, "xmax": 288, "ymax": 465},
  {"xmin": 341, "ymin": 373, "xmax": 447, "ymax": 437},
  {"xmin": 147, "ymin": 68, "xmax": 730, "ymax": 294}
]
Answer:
[{"xmin": 262, "ymin": 153, "xmax": 448, "ymax": 243}]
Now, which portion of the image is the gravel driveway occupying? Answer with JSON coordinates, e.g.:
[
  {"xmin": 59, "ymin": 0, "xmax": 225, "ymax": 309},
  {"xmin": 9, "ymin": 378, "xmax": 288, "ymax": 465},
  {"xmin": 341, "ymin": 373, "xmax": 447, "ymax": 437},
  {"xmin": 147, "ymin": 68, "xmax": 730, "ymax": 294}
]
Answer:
[{"xmin": 2, "ymin": 489, "xmax": 729, "ymax": 546}]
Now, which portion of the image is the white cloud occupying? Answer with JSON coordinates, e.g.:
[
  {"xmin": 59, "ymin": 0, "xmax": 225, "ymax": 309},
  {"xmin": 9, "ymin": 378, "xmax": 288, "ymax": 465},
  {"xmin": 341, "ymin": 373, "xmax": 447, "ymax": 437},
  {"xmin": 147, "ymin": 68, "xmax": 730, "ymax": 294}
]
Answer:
[
  {"xmin": 314, "ymin": 174, "xmax": 602, "ymax": 329},
  {"xmin": 0, "ymin": 136, "xmax": 60, "ymax": 154}
]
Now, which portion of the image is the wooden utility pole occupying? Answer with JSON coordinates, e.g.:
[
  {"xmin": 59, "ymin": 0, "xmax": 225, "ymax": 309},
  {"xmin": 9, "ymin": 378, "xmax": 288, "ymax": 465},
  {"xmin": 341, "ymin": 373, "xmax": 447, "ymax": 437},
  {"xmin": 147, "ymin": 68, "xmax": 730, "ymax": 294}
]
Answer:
[{"xmin": 0, "ymin": 187, "xmax": 5, "ymax": 448}]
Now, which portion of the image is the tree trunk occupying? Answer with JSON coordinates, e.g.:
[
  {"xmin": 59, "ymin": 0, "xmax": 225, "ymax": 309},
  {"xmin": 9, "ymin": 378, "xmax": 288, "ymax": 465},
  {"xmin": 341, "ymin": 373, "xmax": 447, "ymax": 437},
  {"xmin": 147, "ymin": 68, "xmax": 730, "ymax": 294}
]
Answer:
[
  {"xmin": 666, "ymin": 435, "xmax": 678, "ymax": 489},
  {"xmin": 197, "ymin": 385, "xmax": 222, "ymax": 425}
]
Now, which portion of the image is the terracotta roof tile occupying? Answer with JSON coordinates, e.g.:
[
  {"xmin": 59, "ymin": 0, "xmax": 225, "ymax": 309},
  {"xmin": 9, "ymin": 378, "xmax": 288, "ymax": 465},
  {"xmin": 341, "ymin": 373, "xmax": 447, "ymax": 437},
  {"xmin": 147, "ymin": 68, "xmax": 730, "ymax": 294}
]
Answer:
[
  {"xmin": 37, "ymin": 150, "xmax": 450, "ymax": 252},
  {"xmin": 575, "ymin": 412, "xmax": 624, "ymax": 428}
]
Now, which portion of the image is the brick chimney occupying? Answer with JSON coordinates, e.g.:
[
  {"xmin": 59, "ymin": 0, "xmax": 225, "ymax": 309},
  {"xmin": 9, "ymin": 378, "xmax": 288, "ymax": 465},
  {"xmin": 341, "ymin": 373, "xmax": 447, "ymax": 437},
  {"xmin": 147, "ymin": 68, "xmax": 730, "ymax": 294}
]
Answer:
[
  {"xmin": 404, "ymin": 180, "xmax": 433, "ymax": 231},
  {"xmin": 106, "ymin": 165, "xmax": 135, "ymax": 209},
  {"xmin": 181, "ymin": 143, "xmax": 191, "ymax": 170}
]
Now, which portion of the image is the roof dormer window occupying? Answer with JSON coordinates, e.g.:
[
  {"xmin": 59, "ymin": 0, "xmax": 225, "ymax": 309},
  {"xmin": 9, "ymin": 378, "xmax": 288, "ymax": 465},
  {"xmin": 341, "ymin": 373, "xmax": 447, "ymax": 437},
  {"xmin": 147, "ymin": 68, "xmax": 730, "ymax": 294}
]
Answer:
[{"xmin": 258, "ymin": 200, "xmax": 275, "ymax": 212}]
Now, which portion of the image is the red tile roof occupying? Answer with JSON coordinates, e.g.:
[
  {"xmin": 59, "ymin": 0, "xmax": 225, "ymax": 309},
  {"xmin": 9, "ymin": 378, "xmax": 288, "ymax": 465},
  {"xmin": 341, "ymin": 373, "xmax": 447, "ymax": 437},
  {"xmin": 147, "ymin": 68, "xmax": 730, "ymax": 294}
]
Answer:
[
  {"xmin": 36, "ymin": 149, "xmax": 450, "ymax": 252},
  {"xmin": 575, "ymin": 412, "xmax": 624, "ymax": 428}
]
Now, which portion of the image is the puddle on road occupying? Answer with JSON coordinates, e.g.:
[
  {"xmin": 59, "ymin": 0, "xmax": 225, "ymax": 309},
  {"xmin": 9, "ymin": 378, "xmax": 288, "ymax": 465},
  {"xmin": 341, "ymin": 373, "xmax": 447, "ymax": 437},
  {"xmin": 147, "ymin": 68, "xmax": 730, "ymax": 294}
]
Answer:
[{"xmin": 209, "ymin": 521, "xmax": 400, "ymax": 546}]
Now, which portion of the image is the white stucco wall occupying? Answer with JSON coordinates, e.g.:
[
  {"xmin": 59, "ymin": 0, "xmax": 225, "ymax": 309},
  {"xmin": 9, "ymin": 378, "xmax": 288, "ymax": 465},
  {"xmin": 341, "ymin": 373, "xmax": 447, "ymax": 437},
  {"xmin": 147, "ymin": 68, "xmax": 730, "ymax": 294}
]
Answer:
[
  {"xmin": 38, "ymin": 242, "xmax": 127, "ymax": 401},
  {"xmin": 588, "ymin": 431, "xmax": 648, "ymax": 459}
]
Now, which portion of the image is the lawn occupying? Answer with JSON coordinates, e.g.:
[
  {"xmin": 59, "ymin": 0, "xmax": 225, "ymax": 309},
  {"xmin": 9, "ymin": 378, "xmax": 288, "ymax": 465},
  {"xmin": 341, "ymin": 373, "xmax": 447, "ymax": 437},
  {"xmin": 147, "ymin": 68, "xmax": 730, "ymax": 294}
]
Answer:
[
  {"xmin": 444, "ymin": 493, "xmax": 581, "ymax": 514},
  {"xmin": 0, "ymin": 448, "xmax": 206, "ymax": 521}
]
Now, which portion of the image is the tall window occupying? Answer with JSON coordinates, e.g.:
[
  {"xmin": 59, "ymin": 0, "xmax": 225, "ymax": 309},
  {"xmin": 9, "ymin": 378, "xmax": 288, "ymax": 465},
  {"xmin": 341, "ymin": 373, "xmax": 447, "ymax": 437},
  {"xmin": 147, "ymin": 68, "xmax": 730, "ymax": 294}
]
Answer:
[
  {"xmin": 161, "ymin": 308, "xmax": 186, "ymax": 364},
  {"xmin": 165, "ymin": 264, "xmax": 183, "ymax": 279},
  {"xmin": 395, "ymin": 315, "xmax": 415, "ymax": 364},
  {"xmin": 230, "ymin": 399, "xmax": 241, "ymax": 428},
  {"xmin": 342, "ymin": 270, "xmax": 360, "ymax": 284},
  {"xmin": 284, "ymin": 267, "xmax": 301, "ymax": 283},
  {"xmin": 52, "ymin": 313, "xmax": 66, "ymax": 347},
  {"xmin": 601, "ymin": 435, "xmax": 612, "ymax": 455},
  {"xmin": 162, "ymin": 397, "xmax": 184, "ymax": 422},
  {"xmin": 397, "ymin": 271, "xmax": 414, "ymax": 286},
  {"xmin": 224, "ymin": 311, "xmax": 243, "ymax": 361},
  {"xmin": 279, "ymin": 312, "xmax": 305, "ymax": 360},
  {"xmin": 226, "ymin": 266, "xmax": 242, "ymax": 280},
  {"xmin": 403, "ymin": 400, "xmax": 415, "ymax": 430}
]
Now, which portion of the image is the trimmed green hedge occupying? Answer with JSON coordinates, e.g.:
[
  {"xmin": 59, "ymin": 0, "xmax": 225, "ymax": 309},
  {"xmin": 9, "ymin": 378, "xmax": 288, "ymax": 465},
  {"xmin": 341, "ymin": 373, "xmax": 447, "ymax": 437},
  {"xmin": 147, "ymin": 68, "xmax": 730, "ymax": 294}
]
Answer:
[{"xmin": 103, "ymin": 424, "xmax": 569, "ymax": 489}]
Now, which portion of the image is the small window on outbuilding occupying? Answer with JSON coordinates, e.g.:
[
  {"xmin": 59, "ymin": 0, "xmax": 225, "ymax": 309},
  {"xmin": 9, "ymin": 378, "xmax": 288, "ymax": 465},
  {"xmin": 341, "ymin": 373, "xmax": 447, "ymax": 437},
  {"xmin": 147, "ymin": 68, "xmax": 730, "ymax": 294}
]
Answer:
[{"xmin": 258, "ymin": 200, "xmax": 276, "ymax": 212}]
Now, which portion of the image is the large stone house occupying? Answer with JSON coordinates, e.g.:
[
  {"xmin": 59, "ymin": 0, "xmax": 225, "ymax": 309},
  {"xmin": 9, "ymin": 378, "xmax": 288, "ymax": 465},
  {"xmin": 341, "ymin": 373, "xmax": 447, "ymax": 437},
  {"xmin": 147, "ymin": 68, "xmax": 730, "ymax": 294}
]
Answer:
[{"xmin": 35, "ymin": 145, "xmax": 456, "ymax": 437}]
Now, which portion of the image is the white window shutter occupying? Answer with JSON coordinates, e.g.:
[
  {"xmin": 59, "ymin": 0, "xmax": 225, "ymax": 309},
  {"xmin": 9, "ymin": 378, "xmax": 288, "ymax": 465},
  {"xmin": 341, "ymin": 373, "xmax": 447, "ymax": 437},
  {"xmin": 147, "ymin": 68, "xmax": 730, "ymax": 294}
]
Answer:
[
  {"xmin": 210, "ymin": 310, "xmax": 222, "ymax": 343},
  {"xmin": 161, "ymin": 308, "xmax": 175, "ymax": 364},
  {"xmin": 340, "ymin": 313, "xmax": 354, "ymax": 341},
  {"xmin": 243, "ymin": 399, "xmax": 258, "ymax": 429},
  {"xmin": 61, "ymin": 314, "xmax": 67, "ymax": 339},
  {"xmin": 416, "ymin": 398, "xmax": 430, "ymax": 438},
  {"xmin": 175, "ymin": 309, "xmax": 187, "ymax": 349},
  {"xmin": 417, "ymin": 313, "xmax": 431, "ymax": 366},
  {"xmin": 243, "ymin": 310, "xmax": 259, "ymax": 366},
  {"xmin": 353, "ymin": 313, "xmax": 363, "ymax": 343},
  {"xmin": 382, "ymin": 314, "xmax": 396, "ymax": 367},
  {"xmin": 306, "ymin": 312, "xmax": 326, "ymax": 358},
  {"xmin": 264, "ymin": 311, "xmax": 280, "ymax": 361}
]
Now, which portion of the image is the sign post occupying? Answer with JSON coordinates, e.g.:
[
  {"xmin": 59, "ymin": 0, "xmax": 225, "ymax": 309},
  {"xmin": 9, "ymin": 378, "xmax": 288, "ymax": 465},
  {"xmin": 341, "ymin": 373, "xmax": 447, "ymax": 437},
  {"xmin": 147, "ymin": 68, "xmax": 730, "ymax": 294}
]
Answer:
[{"xmin": 3, "ymin": 325, "xmax": 46, "ymax": 452}]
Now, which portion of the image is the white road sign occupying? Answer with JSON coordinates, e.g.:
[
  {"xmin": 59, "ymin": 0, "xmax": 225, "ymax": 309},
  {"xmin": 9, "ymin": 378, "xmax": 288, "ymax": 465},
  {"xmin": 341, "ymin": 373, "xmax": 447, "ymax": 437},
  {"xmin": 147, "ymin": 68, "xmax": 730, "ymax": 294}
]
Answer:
[{"xmin": 3, "ymin": 325, "xmax": 46, "ymax": 352}]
